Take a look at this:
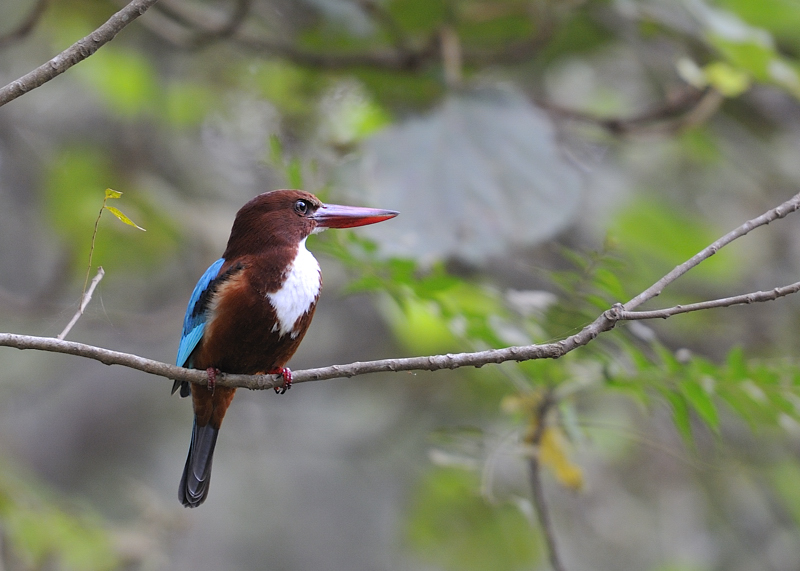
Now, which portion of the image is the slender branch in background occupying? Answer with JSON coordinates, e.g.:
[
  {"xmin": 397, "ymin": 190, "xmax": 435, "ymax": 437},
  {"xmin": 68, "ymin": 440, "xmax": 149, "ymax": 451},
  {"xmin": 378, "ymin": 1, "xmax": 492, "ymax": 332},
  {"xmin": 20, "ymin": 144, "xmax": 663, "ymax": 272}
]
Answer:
[
  {"xmin": 527, "ymin": 390, "xmax": 567, "ymax": 571},
  {"xmin": 537, "ymin": 86, "xmax": 723, "ymax": 136},
  {"xmin": 57, "ymin": 267, "xmax": 105, "ymax": 341},
  {"xmin": 138, "ymin": 0, "xmax": 552, "ymax": 72},
  {"xmin": 440, "ymin": 26, "xmax": 463, "ymax": 87},
  {"xmin": 192, "ymin": 0, "xmax": 251, "ymax": 45},
  {"xmin": 354, "ymin": 0, "xmax": 411, "ymax": 54},
  {"xmin": 151, "ymin": 0, "xmax": 251, "ymax": 48},
  {"xmin": 0, "ymin": 0, "xmax": 160, "ymax": 108},
  {"xmin": 0, "ymin": 193, "xmax": 799, "ymax": 389},
  {"xmin": 623, "ymin": 191, "xmax": 800, "ymax": 311},
  {"xmin": 0, "ymin": 0, "xmax": 49, "ymax": 48}
]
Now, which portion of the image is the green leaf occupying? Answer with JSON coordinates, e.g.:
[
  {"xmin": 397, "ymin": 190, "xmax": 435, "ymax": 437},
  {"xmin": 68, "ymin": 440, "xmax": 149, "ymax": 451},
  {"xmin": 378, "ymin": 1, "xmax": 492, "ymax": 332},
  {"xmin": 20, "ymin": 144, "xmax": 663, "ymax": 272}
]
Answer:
[
  {"xmin": 103, "ymin": 206, "xmax": 146, "ymax": 231},
  {"xmin": 405, "ymin": 467, "xmax": 540, "ymax": 571},
  {"xmin": 269, "ymin": 135, "xmax": 284, "ymax": 165},
  {"xmin": 704, "ymin": 61, "xmax": 751, "ymax": 96},
  {"xmin": 104, "ymin": 188, "xmax": 122, "ymax": 200},
  {"xmin": 664, "ymin": 391, "xmax": 693, "ymax": 444},
  {"xmin": 76, "ymin": 47, "xmax": 159, "ymax": 117},
  {"xmin": 162, "ymin": 82, "xmax": 218, "ymax": 127},
  {"xmin": 287, "ymin": 158, "xmax": 304, "ymax": 189},
  {"xmin": 679, "ymin": 379, "xmax": 720, "ymax": 432}
]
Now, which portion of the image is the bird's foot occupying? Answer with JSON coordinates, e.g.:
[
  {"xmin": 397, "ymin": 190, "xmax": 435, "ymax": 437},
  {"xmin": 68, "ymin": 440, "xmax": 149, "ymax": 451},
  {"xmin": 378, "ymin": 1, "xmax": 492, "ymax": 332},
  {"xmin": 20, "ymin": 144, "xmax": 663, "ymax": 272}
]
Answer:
[
  {"xmin": 268, "ymin": 367, "xmax": 292, "ymax": 394},
  {"xmin": 206, "ymin": 367, "xmax": 220, "ymax": 393}
]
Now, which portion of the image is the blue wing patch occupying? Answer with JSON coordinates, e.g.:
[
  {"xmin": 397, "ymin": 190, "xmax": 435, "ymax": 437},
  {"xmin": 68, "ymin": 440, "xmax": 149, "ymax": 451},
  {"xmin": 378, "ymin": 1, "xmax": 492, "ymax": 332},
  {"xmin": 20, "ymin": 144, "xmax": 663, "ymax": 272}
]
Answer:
[{"xmin": 176, "ymin": 257, "xmax": 226, "ymax": 368}]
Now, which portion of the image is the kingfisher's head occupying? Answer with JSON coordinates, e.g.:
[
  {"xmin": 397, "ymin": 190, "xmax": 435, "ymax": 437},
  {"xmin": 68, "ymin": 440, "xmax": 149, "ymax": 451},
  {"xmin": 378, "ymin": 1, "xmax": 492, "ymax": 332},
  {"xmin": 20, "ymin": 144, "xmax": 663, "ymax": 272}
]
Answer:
[{"xmin": 223, "ymin": 190, "xmax": 398, "ymax": 257}]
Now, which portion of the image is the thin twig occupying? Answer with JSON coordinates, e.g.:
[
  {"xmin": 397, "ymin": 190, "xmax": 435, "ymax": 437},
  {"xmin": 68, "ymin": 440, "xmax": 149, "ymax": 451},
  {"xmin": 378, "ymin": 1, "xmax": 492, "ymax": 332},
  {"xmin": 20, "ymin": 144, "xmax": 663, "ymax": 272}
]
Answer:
[
  {"xmin": 152, "ymin": 0, "xmax": 251, "ymax": 48},
  {"xmin": 619, "ymin": 281, "xmax": 800, "ymax": 320},
  {"xmin": 354, "ymin": 0, "xmax": 410, "ymax": 53},
  {"xmin": 57, "ymin": 267, "xmax": 105, "ymax": 340},
  {"xmin": 527, "ymin": 390, "xmax": 567, "ymax": 571},
  {"xmin": 0, "ymin": 0, "xmax": 49, "ymax": 48},
  {"xmin": 137, "ymin": 0, "xmax": 550, "ymax": 72},
  {"xmin": 623, "ymin": 191, "xmax": 800, "ymax": 311},
  {"xmin": 0, "ymin": 0, "xmax": 160, "ymax": 108},
  {"xmin": 538, "ymin": 86, "xmax": 722, "ymax": 136}
]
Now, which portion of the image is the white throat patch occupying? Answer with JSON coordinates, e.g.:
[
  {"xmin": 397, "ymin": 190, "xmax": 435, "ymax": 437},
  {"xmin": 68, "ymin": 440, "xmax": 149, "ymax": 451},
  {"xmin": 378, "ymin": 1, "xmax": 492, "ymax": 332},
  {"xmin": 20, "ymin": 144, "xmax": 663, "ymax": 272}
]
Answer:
[{"xmin": 267, "ymin": 238, "xmax": 321, "ymax": 338}]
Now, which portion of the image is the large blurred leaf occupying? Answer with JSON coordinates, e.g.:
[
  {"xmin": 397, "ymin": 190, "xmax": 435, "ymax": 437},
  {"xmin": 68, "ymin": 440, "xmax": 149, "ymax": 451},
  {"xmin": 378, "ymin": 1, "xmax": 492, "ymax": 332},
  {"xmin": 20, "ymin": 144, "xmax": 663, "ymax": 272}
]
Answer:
[
  {"xmin": 0, "ymin": 466, "xmax": 119, "ymax": 571},
  {"xmin": 345, "ymin": 86, "xmax": 582, "ymax": 263},
  {"xmin": 405, "ymin": 467, "xmax": 540, "ymax": 571}
]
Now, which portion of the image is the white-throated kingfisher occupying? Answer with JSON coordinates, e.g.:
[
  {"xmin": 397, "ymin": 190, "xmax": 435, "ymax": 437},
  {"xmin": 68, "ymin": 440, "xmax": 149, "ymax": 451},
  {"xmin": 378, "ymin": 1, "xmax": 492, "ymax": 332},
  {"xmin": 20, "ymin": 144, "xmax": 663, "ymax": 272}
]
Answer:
[{"xmin": 174, "ymin": 190, "xmax": 397, "ymax": 508}]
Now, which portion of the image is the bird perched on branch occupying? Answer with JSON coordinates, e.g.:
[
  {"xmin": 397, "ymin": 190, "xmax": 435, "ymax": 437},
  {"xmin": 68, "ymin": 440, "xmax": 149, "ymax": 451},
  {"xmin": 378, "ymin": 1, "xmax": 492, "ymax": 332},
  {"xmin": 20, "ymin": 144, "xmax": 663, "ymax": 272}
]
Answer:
[{"xmin": 173, "ymin": 190, "xmax": 397, "ymax": 507}]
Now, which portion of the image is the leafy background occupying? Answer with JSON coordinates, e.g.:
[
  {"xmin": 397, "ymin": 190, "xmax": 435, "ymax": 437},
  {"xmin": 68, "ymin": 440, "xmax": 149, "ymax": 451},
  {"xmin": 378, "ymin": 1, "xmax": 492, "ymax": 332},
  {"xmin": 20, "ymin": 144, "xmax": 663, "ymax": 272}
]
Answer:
[{"xmin": 1, "ymin": 0, "xmax": 800, "ymax": 570}]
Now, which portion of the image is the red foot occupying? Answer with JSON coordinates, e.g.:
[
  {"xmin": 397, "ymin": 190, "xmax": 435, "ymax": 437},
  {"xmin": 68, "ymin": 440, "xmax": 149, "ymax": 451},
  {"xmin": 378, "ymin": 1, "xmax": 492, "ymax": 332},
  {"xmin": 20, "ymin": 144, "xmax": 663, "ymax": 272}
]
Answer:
[
  {"xmin": 268, "ymin": 367, "xmax": 292, "ymax": 395},
  {"xmin": 206, "ymin": 367, "xmax": 220, "ymax": 393}
]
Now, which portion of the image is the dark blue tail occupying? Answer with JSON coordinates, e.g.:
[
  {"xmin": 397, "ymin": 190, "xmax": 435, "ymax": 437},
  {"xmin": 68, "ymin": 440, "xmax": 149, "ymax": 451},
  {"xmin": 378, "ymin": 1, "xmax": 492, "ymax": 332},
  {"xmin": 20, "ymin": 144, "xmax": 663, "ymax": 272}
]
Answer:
[{"xmin": 179, "ymin": 418, "xmax": 219, "ymax": 508}]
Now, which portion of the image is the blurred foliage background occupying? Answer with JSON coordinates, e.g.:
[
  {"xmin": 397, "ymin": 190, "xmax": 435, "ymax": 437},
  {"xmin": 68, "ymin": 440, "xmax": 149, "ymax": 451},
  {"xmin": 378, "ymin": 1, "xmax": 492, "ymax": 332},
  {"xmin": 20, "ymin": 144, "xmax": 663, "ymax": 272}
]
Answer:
[{"xmin": 2, "ymin": 0, "xmax": 800, "ymax": 569}]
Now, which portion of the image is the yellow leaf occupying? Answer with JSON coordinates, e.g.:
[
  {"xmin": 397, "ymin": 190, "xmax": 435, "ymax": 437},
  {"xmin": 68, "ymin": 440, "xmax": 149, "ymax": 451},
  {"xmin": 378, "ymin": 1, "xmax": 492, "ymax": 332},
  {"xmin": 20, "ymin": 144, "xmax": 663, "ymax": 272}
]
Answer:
[
  {"xmin": 539, "ymin": 426, "xmax": 584, "ymax": 491},
  {"xmin": 501, "ymin": 393, "xmax": 540, "ymax": 414},
  {"xmin": 104, "ymin": 206, "xmax": 146, "ymax": 231},
  {"xmin": 104, "ymin": 188, "xmax": 123, "ymax": 200},
  {"xmin": 704, "ymin": 62, "xmax": 750, "ymax": 97}
]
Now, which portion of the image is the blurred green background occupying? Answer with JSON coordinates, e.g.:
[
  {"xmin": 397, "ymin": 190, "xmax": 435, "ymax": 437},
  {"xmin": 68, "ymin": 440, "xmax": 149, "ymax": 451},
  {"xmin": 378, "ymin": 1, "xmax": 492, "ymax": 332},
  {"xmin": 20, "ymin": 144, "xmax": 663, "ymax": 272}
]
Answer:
[{"xmin": 1, "ymin": 0, "xmax": 800, "ymax": 569}]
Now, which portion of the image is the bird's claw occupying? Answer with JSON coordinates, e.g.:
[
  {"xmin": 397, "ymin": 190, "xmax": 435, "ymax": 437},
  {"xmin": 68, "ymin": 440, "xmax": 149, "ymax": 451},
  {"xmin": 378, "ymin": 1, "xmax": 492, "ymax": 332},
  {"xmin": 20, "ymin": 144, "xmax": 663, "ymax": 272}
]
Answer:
[
  {"xmin": 269, "ymin": 367, "xmax": 292, "ymax": 394},
  {"xmin": 206, "ymin": 367, "xmax": 220, "ymax": 394}
]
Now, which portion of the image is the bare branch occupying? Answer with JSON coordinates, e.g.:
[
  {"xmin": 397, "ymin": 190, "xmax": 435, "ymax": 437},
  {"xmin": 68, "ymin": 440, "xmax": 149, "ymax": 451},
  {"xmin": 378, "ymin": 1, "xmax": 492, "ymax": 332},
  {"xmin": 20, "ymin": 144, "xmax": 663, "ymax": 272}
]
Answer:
[
  {"xmin": 0, "ymin": 0, "xmax": 160, "ymax": 108},
  {"xmin": 538, "ymin": 86, "xmax": 723, "ymax": 136},
  {"xmin": 138, "ymin": 0, "xmax": 552, "ymax": 72},
  {"xmin": 619, "ymin": 281, "xmax": 800, "ymax": 320},
  {"xmin": 0, "ymin": 193, "xmax": 799, "ymax": 391},
  {"xmin": 57, "ymin": 267, "xmax": 106, "ymax": 340},
  {"xmin": 0, "ymin": 308, "xmax": 619, "ymax": 390},
  {"xmin": 623, "ymin": 191, "xmax": 800, "ymax": 311},
  {"xmin": 151, "ymin": 0, "xmax": 251, "ymax": 48},
  {"xmin": 0, "ymin": 0, "xmax": 49, "ymax": 48}
]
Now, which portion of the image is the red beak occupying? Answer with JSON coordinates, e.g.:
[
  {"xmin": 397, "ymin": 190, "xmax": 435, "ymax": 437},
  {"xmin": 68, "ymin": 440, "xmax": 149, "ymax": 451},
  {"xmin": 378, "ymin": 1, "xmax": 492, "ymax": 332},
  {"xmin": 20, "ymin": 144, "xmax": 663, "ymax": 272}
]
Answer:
[{"xmin": 312, "ymin": 203, "xmax": 398, "ymax": 229}]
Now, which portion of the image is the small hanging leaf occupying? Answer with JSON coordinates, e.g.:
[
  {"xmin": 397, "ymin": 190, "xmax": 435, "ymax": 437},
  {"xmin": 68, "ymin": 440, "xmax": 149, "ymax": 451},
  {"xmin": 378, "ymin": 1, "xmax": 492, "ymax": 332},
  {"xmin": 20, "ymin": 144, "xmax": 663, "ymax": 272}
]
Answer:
[
  {"xmin": 104, "ymin": 206, "xmax": 146, "ymax": 231},
  {"xmin": 539, "ymin": 426, "xmax": 584, "ymax": 491},
  {"xmin": 104, "ymin": 188, "xmax": 123, "ymax": 199}
]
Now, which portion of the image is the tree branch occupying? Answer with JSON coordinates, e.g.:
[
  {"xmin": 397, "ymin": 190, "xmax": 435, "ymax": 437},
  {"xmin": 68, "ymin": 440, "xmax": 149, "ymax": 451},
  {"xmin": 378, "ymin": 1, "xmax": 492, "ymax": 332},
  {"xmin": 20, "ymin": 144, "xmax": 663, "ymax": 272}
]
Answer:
[
  {"xmin": 623, "ymin": 191, "xmax": 800, "ymax": 311},
  {"xmin": 0, "ymin": 0, "xmax": 49, "ymax": 48},
  {"xmin": 526, "ymin": 390, "xmax": 567, "ymax": 571},
  {"xmin": 619, "ymin": 281, "xmax": 800, "ymax": 320},
  {"xmin": 0, "ymin": 0, "xmax": 160, "ymax": 108},
  {"xmin": 537, "ymin": 86, "xmax": 723, "ymax": 136},
  {"xmin": 0, "ymin": 307, "xmax": 618, "ymax": 390},
  {"xmin": 136, "ymin": 0, "xmax": 553, "ymax": 72},
  {"xmin": 0, "ymin": 192, "xmax": 799, "ymax": 390}
]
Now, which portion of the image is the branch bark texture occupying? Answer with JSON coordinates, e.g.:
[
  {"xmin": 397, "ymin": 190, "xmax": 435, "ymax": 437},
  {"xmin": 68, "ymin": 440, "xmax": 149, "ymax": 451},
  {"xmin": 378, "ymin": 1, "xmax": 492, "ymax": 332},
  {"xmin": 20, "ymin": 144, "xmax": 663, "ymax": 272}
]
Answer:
[{"xmin": 0, "ymin": 0, "xmax": 159, "ymax": 107}]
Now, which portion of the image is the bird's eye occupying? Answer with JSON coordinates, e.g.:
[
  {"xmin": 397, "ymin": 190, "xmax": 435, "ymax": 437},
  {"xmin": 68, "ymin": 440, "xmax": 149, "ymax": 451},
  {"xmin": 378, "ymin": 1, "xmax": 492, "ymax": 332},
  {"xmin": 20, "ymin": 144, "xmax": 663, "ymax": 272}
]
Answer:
[{"xmin": 294, "ymin": 200, "xmax": 310, "ymax": 215}]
